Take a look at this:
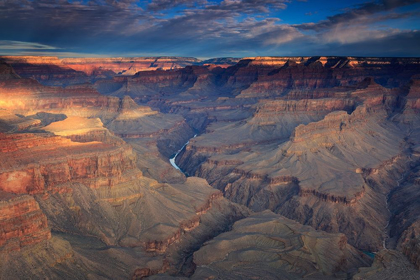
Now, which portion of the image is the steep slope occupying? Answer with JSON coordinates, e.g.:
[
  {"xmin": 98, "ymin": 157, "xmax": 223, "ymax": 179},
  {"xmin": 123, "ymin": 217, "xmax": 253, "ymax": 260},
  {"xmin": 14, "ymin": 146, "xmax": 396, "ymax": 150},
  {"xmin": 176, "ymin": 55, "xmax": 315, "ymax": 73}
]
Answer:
[
  {"xmin": 191, "ymin": 211, "xmax": 370, "ymax": 279},
  {"xmin": 0, "ymin": 193, "xmax": 50, "ymax": 252},
  {"xmin": 353, "ymin": 250, "xmax": 420, "ymax": 280},
  {"xmin": 175, "ymin": 76, "xmax": 414, "ymax": 252},
  {"xmin": 178, "ymin": 105, "xmax": 408, "ymax": 251}
]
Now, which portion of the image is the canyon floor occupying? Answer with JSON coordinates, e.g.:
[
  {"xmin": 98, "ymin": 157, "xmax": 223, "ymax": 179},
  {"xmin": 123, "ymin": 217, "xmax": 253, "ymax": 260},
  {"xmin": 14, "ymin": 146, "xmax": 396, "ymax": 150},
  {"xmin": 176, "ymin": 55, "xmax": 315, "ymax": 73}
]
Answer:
[{"xmin": 1, "ymin": 55, "xmax": 420, "ymax": 279}]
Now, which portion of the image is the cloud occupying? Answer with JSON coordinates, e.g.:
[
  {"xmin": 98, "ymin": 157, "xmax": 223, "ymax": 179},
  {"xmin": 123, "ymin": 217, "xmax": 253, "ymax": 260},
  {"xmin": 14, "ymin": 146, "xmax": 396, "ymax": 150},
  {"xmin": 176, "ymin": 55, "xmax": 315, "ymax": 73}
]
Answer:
[
  {"xmin": 290, "ymin": 0, "xmax": 420, "ymax": 48},
  {"xmin": 213, "ymin": 0, "xmax": 289, "ymax": 14},
  {"xmin": 0, "ymin": 0, "xmax": 418, "ymax": 57},
  {"xmin": 296, "ymin": 0, "xmax": 420, "ymax": 31},
  {"xmin": 148, "ymin": 0, "xmax": 207, "ymax": 11},
  {"xmin": 0, "ymin": 40, "xmax": 59, "ymax": 50},
  {"xmin": 148, "ymin": 0, "xmax": 289, "ymax": 13},
  {"xmin": 320, "ymin": 25, "xmax": 403, "ymax": 44},
  {"xmin": 0, "ymin": 0, "xmax": 149, "ymax": 39},
  {"xmin": 303, "ymin": 30, "xmax": 420, "ymax": 57}
]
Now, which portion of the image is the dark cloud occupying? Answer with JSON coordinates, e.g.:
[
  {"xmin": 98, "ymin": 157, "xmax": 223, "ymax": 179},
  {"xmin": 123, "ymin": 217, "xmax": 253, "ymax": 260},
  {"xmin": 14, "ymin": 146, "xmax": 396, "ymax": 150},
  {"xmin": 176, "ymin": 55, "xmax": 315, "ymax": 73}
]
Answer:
[
  {"xmin": 0, "ymin": 0, "xmax": 418, "ymax": 57},
  {"xmin": 208, "ymin": 0, "xmax": 289, "ymax": 14},
  {"xmin": 148, "ymin": 0, "xmax": 207, "ymax": 12},
  {"xmin": 299, "ymin": 30, "xmax": 420, "ymax": 57},
  {"xmin": 0, "ymin": 40, "xmax": 59, "ymax": 50},
  {"xmin": 296, "ymin": 0, "xmax": 420, "ymax": 31},
  {"xmin": 148, "ymin": 0, "xmax": 289, "ymax": 13},
  {"xmin": 289, "ymin": 0, "xmax": 420, "ymax": 47},
  {"xmin": 0, "ymin": 0, "xmax": 149, "ymax": 43}
]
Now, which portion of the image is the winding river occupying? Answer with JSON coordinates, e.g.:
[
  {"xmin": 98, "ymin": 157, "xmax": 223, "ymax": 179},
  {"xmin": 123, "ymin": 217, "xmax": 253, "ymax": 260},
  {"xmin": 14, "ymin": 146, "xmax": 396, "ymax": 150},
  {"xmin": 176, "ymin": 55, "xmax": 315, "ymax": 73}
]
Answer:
[{"xmin": 170, "ymin": 134, "xmax": 197, "ymax": 171}]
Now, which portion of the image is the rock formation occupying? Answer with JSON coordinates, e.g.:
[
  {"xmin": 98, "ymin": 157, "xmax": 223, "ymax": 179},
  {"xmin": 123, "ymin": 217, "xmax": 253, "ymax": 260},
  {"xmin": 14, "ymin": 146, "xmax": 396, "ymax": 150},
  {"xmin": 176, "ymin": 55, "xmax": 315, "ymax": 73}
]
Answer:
[
  {"xmin": 191, "ymin": 211, "xmax": 370, "ymax": 279},
  {"xmin": 1, "ymin": 55, "xmax": 420, "ymax": 279}
]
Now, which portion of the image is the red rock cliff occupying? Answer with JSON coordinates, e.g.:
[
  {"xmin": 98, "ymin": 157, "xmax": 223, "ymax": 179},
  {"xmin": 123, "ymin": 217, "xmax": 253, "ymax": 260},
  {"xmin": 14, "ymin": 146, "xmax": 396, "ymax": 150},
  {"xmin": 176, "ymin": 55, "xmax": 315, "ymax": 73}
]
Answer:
[{"xmin": 0, "ymin": 192, "xmax": 51, "ymax": 251}]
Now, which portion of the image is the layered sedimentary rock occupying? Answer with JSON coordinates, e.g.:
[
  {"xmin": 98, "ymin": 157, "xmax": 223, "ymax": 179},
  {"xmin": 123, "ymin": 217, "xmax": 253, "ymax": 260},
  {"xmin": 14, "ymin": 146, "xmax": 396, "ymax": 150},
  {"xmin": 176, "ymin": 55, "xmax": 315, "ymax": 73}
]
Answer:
[
  {"xmin": 2, "ymin": 56, "xmax": 239, "ymax": 87},
  {"xmin": 385, "ymin": 150, "xmax": 420, "ymax": 266},
  {"xmin": 191, "ymin": 211, "xmax": 370, "ymax": 279},
  {"xmin": 1, "ymin": 56, "xmax": 90, "ymax": 86},
  {"xmin": 0, "ymin": 67, "xmax": 247, "ymax": 279},
  {"xmin": 0, "ymin": 72, "xmax": 120, "ymax": 119},
  {"xmin": 175, "ymin": 73, "xmax": 414, "ymax": 251},
  {"xmin": 239, "ymin": 56, "xmax": 420, "ymax": 91},
  {"xmin": 0, "ymin": 193, "xmax": 50, "ymax": 252},
  {"xmin": 0, "ymin": 129, "xmax": 231, "ymax": 249},
  {"xmin": 0, "ymin": 132, "xmax": 137, "ymax": 193},
  {"xmin": 95, "ymin": 65, "xmax": 214, "ymax": 100},
  {"xmin": 0, "ymin": 62, "xmax": 190, "ymax": 149},
  {"xmin": 62, "ymin": 57, "xmax": 201, "ymax": 75},
  {"xmin": 0, "ymin": 132, "xmax": 248, "ymax": 279},
  {"xmin": 182, "ymin": 97, "xmax": 356, "ymax": 157},
  {"xmin": 353, "ymin": 250, "xmax": 420, "ymax": 280},
  {"xmin": 1, "ymin": 55, "xmax": 420, "ymax": 279}
]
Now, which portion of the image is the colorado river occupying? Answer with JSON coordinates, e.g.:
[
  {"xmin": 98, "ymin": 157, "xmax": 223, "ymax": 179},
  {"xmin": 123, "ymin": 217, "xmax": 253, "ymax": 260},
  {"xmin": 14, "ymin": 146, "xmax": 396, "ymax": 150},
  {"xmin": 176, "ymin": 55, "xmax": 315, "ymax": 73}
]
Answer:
[{"xmin": 170, "ymin": 134, "xmax": 197, "ymax": 171}]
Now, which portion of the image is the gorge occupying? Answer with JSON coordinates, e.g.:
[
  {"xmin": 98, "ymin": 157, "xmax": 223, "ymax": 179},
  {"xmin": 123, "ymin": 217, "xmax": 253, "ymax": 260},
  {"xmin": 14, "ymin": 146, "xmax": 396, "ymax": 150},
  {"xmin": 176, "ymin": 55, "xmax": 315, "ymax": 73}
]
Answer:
[
  {"xmin": 169, "ymin": 134, "xmax": 197, "ymax": 172},
  {"xmin": 0, "ymin": 55, "xmax": 420, "ymax": 279}
]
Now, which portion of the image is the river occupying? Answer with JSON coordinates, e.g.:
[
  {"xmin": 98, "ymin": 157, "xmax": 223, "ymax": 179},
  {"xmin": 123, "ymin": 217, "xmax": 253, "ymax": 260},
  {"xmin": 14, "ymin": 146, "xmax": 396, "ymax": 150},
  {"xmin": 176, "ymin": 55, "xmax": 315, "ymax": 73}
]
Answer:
[{"xmin": 169, "ymin": 134, "xmax": 197, "ymax": 171}]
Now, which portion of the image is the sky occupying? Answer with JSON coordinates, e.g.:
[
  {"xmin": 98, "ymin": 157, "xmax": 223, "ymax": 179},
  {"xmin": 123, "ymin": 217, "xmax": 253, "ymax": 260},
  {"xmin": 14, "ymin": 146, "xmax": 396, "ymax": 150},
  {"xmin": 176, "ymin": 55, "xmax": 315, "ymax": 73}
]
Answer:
[{"xmin": 0, "ymin": 0, "xmax": 419, "ymax": 58}]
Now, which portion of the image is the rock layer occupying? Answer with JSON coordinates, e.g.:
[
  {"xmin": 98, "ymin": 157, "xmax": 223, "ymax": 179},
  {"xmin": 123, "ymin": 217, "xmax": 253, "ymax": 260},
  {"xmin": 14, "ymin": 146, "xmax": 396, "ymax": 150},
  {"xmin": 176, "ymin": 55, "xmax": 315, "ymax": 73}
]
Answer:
[
  {"xmin": 191, "ymin": 211, "xmax": 370, "ymax": 279},
  {"xmin": 0, "ymin": 193, "xmax": 50, "ymax": 252}
]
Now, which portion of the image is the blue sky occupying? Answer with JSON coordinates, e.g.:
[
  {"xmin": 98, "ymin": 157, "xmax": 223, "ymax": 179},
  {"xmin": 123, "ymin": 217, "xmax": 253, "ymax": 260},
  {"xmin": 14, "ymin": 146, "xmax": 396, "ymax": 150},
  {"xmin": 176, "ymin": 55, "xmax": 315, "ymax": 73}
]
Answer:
[{"xmin": 0, "ymin": 0, "xmax": 419, "ymax": 58}]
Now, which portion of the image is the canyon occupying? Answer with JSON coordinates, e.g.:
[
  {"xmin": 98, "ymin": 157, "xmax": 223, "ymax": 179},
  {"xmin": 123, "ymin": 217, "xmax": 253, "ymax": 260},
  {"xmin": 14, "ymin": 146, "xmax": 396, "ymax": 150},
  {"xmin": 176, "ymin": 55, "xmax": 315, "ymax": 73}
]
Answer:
[{"xmin": 0, "ymin": 55, "xmax": 420, "ymax": 279}]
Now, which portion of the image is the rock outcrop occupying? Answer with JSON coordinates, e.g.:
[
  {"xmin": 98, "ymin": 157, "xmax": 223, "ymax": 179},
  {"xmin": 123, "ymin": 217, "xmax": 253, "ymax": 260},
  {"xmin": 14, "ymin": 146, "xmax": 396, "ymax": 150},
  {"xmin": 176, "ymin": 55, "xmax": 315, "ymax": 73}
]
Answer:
[
  {"xmin": 0, "ymin": 193, "xmax": 50, "ymax": 252},
  {"xmin": 177, "ymin": 102, "xmax": 408, "ymax": 251},
  {"xmin": 62, "ymin": 57, "xmax": 201, "ymax": 75},
  {"xmin": 0, "ymin": 132, "xmax": 136, "ymax": 193},
  {"xmin": 353, "ymin": 250, "xmax": 420, "ymax": 280},
  {"xmin": 191, "ymin": 211, "xmax": 370, "ymax": 279}
]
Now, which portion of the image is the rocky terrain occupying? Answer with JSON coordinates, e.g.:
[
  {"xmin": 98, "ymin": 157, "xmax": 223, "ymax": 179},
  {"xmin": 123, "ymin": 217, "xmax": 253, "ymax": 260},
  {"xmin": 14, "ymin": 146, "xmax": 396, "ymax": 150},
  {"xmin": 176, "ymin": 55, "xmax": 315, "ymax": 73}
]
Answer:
[
  {"xmin": 0, "ymin": 56, "xmax": 419, "ymax": 279},
  {"xmin": 1, "ymin": 56, "xmax": 239, "ymax": 87},
  {"xmin": 190, "ymin": 211, "xmax": 370, "ymax": 279}
]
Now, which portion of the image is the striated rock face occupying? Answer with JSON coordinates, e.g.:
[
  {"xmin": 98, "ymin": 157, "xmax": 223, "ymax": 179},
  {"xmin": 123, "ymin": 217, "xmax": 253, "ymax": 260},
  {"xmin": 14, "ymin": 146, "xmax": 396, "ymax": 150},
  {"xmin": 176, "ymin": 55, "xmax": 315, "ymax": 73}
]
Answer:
[
  {"xmin": 1, "ymin": 56, "xmax": 207, "ymax": 87},
  {"xmin": 403, "ymin": 237, "xmax": 420, "ymax": 270},
  {"xmin": 228, "ymin": 56, "xmax": 420, "ymax": 98},
  {"xmin": 0, "ymin": 132, "xmax": 137, "ymax": 193},
  {"xmin": 177, "ymin": 102, "xmax": 408, "ymax": 251},
  {"xmin": 0, "ymin": 193, "xmax": 51, "ymax": 252},
  {"xmin": 95, "ymin": 65, "xmax": 213, "ymax": 101},
  {"xmin": 62, "ymin": 57, "xmax": 201, "ymax": 75},
  {"xmin": 290, "ymin": 110, "xmax": 364, "ymax": 143},
  {"xmin": 0, "ymin": 73, "xmax": 121, "ymax": 120},
  {"xmin": 1, "ymin": 56, "xmax": 90, "ymax": 86},
  {"xmin": 384, "ymin": 151, "xmax": 420, "ymax": 269},
  {"xmin": 353, "ymin": 250, "xmax": 420, "ymax": 280},
  {"xmin": 191, "ymin": 211, "xmax": 370, "ymax": 279},
  {"xmin": 0, "ymin": 123, "xmax": 248, "ymax": 278}
]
